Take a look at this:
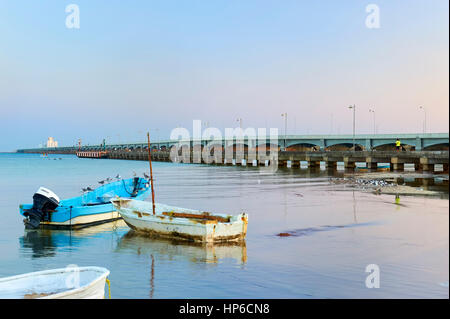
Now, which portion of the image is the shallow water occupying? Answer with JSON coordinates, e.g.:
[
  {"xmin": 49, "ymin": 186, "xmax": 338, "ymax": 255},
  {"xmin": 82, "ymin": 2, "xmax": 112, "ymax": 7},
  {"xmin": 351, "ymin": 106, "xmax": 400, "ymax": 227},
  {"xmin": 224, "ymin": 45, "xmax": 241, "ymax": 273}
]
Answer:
[{"xmin": 0, "ymin": 153, "xmax": 448, "ymax": 298}]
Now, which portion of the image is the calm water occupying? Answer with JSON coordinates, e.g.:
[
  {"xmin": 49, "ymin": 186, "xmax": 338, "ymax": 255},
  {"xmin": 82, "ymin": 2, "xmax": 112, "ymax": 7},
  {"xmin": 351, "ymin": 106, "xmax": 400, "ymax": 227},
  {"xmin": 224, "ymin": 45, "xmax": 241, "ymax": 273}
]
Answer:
[{"xmin": 0, "ymin": 153, "xmax": 448, "ymax": 298}]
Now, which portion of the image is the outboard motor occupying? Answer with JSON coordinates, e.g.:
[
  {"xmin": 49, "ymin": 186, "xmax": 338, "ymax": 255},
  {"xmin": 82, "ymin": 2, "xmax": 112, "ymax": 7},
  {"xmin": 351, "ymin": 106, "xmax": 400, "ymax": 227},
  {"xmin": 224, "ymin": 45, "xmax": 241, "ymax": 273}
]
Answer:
[
  {"xmin": 130, "ymin": 177, "xmax": 140, "ymax": 197},
  {"xmin": 25, "ymin": 187, "xmax": 60, "ymax": 229}
]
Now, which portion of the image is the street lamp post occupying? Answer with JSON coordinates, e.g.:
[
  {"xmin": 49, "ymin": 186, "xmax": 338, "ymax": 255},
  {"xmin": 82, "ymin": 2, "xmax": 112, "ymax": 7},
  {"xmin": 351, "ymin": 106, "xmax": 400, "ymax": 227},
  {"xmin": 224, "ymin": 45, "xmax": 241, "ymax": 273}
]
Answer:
[
  {"xmin": 348, "ymin": 105, "xmax": 356, "ymax": 150},
  {"xmin": 281, "ymin": 113, "xmax": 287, "ymax": 150},
  {"xmin": 236, "ymin": 118, "xmax": 242, "ymax": 129},
  {"xmin": 419, "ymin": 106, "xmax": 426, "ymax": 134},
  {"xmin": 369, "ymin": 109, "xmax": 376, "ymax": 134}
]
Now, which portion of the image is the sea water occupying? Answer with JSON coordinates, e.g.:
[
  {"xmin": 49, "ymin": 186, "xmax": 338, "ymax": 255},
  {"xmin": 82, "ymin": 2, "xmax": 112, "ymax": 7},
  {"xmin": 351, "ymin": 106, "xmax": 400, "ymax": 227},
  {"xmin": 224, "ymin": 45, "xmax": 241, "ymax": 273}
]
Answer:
[{"xmin": 0, "ymin": 153, "xmax": 448, "ymax": 298}]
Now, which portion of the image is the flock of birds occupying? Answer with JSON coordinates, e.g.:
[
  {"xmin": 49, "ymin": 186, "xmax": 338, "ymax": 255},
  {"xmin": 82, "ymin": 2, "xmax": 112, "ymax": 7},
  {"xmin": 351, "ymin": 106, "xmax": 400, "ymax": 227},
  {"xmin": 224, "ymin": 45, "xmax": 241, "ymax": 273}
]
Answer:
[
  {"xmin": 354, "ymin": 179, "xmax": 393, "ymax": 187},
  {"xmin": 330, "ymin": 177, "xmax": 394, "ymax": 188},
  {"xmin": 80, "ymin": 172, "xmax": 150, "ymax": 193}
]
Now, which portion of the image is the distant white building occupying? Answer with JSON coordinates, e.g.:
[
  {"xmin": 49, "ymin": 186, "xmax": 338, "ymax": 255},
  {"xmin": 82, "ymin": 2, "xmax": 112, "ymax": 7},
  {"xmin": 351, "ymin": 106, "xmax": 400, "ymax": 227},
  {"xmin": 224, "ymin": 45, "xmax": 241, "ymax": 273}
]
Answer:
[{"xmin": 46, "ymin": 137, "xmax": 58, "ymax": 148}]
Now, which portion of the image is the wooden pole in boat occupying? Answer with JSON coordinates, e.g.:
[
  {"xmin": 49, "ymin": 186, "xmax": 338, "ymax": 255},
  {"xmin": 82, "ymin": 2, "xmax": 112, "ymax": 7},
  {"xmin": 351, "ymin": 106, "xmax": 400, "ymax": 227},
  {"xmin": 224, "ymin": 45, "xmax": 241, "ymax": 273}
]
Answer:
[{"xmin": 147, "ymin": 132, "xmax": 156, "ymax": 215}]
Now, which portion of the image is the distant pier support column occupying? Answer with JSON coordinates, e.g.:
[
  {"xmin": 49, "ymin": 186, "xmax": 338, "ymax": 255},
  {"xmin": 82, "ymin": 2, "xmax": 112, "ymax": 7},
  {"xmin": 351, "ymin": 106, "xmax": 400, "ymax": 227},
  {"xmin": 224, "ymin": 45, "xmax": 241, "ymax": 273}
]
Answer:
[
  {"xmin": 366, "ymin": 157, "xmax": 377, "ymax": 169},
  {"xmin": 327, "ymin": 161, "xmax": 338, "ymax": 169},
  {"xmin": 367, "ymin": 162, "xmax": 377, "ymax": 169},
  {"xmin": 420, "ymin": 157, "xmax": 433, "ymax": 171},
  {"xmin": 391, "ymin": 157, "xmax": 404, "ymax": 171},
  {"xmin": 343, "ymin": 157, "xmax": 355, "ymax": 169},
  {"xmin": 365, "ymin": 139, "xmax": 372, "ymax": 151},
  {"xmin": 421, "ymin": 164, "xmax": 434, "ymax": 171},
  {"xmin": 415, "ymin": 136, "xmax": 423, "ymax": 151},
  {"xmin": 192, "ymin": 144, "xmax": 202, "ymax": 164},
  {"xmin": 319, "ymin": 139, "xmax": 325, "ymax": 151},
  {"xmin": 308, "ymin": 160, "xmax": 320, "ymax": 169}
]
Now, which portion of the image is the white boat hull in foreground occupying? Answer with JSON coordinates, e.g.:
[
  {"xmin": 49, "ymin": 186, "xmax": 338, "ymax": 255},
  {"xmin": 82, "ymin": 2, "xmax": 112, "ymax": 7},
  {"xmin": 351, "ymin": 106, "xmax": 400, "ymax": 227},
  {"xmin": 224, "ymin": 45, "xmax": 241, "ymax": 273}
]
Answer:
[
  {"xmin": 0, "ymin": 266, "xmax": 110, "ymax": 299},
  {"xmin": 111, "ymin": 198, "xmax": 248, "ymax": 243}
]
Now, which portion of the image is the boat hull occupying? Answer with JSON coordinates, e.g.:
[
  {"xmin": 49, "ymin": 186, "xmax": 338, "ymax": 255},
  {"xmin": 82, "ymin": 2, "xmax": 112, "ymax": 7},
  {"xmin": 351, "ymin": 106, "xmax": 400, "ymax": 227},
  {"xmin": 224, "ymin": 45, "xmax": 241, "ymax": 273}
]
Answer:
[
  {"xmin": 0, "ymin": 266, "xmax": 110, "ymax": 299},
  {"xmin": 112, "ymin": 199, "xmax": 248, "ymax": 243},
  {"xmin": 39, "ymin": 211, "xmax": 122, "ymax": 230},
  {"xmin": 20, "ymin": 178, "xmax": 151, "ymax": 229}
]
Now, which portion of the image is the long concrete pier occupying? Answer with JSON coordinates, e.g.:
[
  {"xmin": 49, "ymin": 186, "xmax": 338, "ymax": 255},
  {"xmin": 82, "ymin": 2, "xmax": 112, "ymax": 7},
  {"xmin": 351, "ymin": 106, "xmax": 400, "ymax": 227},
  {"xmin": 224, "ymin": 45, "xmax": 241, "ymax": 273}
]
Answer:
[
  {"xmin": 17, "ymin": 133, "xmax": 449, "ymax": 153},
  {"xmin": 16, "ymin": 133, "xmax": 449, "ymax": 172},
  {"xmin": 87, "ymin": 149, "xmax": 448, "ymax": 172}
]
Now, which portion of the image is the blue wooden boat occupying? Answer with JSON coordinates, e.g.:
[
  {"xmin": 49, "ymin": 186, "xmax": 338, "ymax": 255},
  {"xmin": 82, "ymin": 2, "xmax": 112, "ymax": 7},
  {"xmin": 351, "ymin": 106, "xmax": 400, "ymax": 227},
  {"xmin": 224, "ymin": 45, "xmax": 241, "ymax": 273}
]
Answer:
[{"xmin": 19, "ymin": 177, "xmax": 151, "ymax": 230}]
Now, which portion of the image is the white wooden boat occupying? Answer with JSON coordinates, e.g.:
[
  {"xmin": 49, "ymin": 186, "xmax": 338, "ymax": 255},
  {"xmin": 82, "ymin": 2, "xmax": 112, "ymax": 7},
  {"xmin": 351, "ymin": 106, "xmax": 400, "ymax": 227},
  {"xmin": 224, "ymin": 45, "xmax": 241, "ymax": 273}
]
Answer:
[
  {"xmin": 111, "ymin": 198, "xmax": 248, "ymax": 243},
  {"xmin": 0, "ymin": 266, "xmax": 110, "ymax": 299}
]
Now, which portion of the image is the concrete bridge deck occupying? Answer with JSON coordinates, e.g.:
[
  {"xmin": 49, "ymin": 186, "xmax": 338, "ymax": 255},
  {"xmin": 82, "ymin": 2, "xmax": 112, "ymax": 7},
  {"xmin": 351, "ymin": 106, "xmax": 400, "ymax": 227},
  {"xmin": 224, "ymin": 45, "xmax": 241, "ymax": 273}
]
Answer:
[
  {"xmin": 73, "ymin": 149, "xmax": 450, "ymax": 172},
  {"xmin": 16, "ymin": 133, "xmax": 449, "ymax": 172},
  {"xmin": 17, "ymin": 133, "xmax": 449, "ymax": 153}
]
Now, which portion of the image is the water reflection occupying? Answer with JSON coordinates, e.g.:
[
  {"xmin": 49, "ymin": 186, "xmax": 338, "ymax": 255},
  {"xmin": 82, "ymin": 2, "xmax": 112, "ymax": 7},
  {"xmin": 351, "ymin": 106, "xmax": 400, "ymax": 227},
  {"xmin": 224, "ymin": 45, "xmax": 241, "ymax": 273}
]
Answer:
[
  {"xmin": 19, "ymin": 220, "xmax": 126, "ymax": 258},
  {"xmin": 20, "ymin": 230, "xmax": 57, "ymax": 258},
  {"xmin": 116, "ymin": 230, "xmax": 247, "ymax": 265}
]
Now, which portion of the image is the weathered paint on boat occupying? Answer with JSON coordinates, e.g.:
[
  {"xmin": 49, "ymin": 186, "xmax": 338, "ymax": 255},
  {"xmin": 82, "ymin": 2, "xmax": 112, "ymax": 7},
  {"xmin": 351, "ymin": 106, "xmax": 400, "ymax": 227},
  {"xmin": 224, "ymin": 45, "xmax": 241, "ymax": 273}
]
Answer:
[
  {"xmin": 111, "ymin": 198, "xmax": 248, "ymax": 243},
  {"xmin": 19, "ymin": 178, "xmax": 151, "ymax": 229},
  {"xmin": 0, "ymin": 266, "xmax": 110, "ymax": 299}
]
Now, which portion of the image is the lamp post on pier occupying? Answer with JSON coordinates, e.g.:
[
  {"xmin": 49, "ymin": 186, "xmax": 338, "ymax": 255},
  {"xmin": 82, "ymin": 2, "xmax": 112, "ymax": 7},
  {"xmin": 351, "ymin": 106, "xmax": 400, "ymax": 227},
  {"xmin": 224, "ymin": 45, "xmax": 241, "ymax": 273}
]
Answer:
[
  {"xmin": 419, "ymin": 106, "xmax": 427, "ymax": 134},
  {"xmin": 369, "ymin": 109, "xmax": 376, "ymax": 134},
  {"xmin": 348, "ymin": 105, "xmax": 356, "ymax": 151},
  {"xmin": 281, "ymin": 112, "xmax": 287, "ymax": 150},
  {"xmin": 236, "ymin": 118, "xmax": 242, "ymax": 129}
]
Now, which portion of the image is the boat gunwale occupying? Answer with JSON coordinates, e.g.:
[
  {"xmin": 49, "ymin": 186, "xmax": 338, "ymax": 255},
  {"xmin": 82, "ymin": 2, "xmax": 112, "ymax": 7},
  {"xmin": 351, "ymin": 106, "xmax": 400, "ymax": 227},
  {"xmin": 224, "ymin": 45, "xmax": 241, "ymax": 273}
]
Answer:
[{"xmin": 111, "ymin": 198, "xmax": 246, "ymax": 225}]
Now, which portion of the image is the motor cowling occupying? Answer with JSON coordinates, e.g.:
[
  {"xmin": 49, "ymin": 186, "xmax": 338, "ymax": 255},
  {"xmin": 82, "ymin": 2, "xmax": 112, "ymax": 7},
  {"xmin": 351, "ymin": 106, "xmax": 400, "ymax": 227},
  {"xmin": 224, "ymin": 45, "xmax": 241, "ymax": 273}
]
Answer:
[{"xmin": 25, "ymin": 187, "xmax": 60, "ymax": 229}]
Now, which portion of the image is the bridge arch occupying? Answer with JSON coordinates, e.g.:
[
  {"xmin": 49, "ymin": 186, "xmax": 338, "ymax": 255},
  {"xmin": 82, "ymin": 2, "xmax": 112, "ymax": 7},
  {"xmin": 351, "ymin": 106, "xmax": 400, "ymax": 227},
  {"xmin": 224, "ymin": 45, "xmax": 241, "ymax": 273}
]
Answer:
[
  {"xmin": 286, "ymin": 140, "xmax": 321, "ymax": 149},
  {"xmin": 325, "ymin": 142, "xmax": 365, "ymax": 151},
  {"xmin": 253, "ymin": 142, "xmax": 280, "ymax": 153},
  {"xmin": 423, "ymin": 143, "xmax": 449, "ymax": 151},
  {"xmin": 286, "ymin": 143, "xmax": 319, "ymax": 151},
  {"xmin": 372, "ymin": 142, "xmax": 415, "ymax": 151}
]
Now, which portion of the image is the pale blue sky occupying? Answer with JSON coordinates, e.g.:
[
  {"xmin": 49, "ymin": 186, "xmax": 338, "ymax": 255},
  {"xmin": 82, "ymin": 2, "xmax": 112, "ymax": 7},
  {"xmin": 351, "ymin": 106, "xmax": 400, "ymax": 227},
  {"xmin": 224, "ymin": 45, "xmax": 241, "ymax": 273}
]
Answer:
[{"xmin": 0, "ymin": 0, "xmax": 448, "ymax": 150}]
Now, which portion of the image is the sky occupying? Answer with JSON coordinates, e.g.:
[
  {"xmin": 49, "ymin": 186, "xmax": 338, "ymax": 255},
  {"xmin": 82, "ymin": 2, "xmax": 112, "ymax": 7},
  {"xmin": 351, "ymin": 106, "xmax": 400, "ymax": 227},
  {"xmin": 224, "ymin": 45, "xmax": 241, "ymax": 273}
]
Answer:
[{"xmin": 0, "ymin": 0, "xmax": 448, "ymax": 151}]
